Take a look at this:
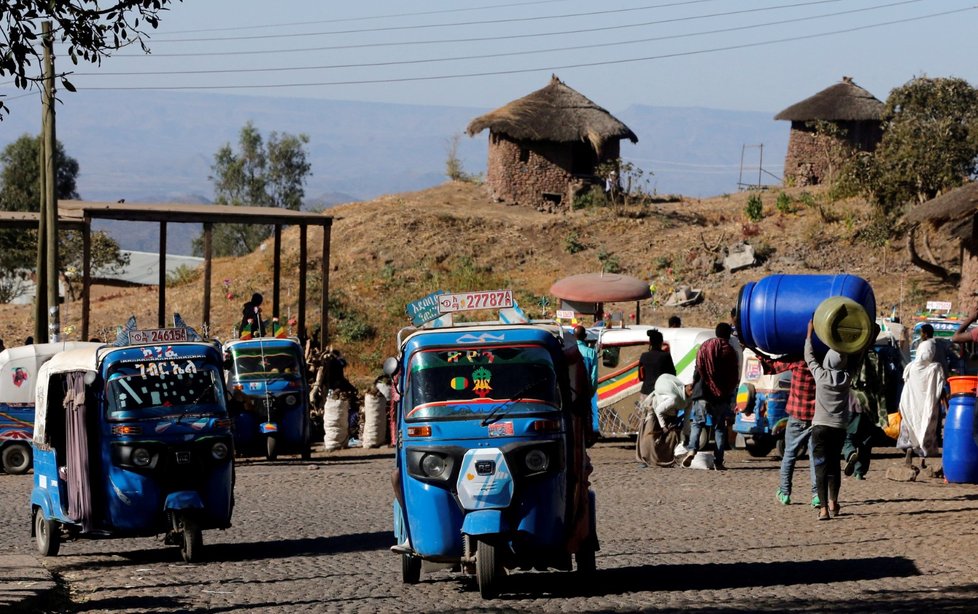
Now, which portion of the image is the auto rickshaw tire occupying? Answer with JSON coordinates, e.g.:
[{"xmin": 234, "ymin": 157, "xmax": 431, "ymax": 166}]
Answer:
[
  {"xmin": 745, "ymin": 435, "xmax": 776, "ymax": 458},
  {"xmin": 575, "ymin": 546, "xmax": 596, "ymax": 576},
  {"xmin": 776, "ymin": 436, "xmax": 786, "ymax": 459},
  {"xmin": 401, "ymin": 554, "xmax": 421, "ymax": 584},
  {"xmin": 181, "ymin": 517, "xmax": 203, "ymax": 563},
  {"xmin": 2, "ymin": 443, "xmax": 31, "ymax": 475},
  {"xmin": 265, "ymin": 435, "xmax": 278, "ymax": 461},
  {"xmin": 476, "ymin": 539, "xmax": 502, "ymax": 599},
  {"xmin": 34, "ymin": 510, "xmax": 60, "ymax": 557}
]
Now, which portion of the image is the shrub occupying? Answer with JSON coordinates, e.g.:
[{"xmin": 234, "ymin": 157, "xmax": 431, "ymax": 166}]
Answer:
[
  {"xmin": 597, "ymin": 248, "xmax": 622, "ymax": 274},
  {"xmin": 744, "ymin": 193, "xmax": 763, "ymax": 222},
  {"xmin": 167, "ymin": 264, "xmax": 201, "ymax": 287},
  {"xmin": 564, "ymin": 232, "xmax": 588, "ymax": 254},
  {"xmin": 775, "ymin": 192, "xmax": 793, "ymax": 214}
]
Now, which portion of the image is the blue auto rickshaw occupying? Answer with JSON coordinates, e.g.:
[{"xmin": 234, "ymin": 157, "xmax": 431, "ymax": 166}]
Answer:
[
  {"xmin": 30, "ymin": 338, "xmax": 234, "ymax": 562},
  {"xmin": 223, "ymin": 338, "xmax": 311, "ymax": 460},
  {"xmin": 386, "ymin": 319, "xmax": 598, "ymax": 598}
]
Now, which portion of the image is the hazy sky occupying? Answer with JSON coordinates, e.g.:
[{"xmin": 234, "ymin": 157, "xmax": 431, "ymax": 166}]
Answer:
[{"xmin": 26, "ymin": 0, "xmax": 978, "ymax": 113}]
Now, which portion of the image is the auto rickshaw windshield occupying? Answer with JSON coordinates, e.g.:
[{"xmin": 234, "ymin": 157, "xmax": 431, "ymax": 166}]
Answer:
[
  {"xmin": 406, "ymin": 345, "xmax": 559, "ymax": 421},
  {"xmin": 231, "ymin": 349, "xmax": 302, "ymax": 380},
  {"xmin": 105, "ymin": 358, "xmax": 226, "ymax": 421}
]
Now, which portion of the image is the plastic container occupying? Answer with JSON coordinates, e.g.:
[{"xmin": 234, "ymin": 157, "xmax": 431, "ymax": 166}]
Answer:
[
  {"xmin": 948, "ymin": 376, "xmax": 978, "ymax": 397},
  {"xmin": 944, "ymin": 394, "xmax": 978, "ymax": 484},
  {"xmin": 812, "ymin": 296, "xmax": 872, "ymax": 354},
  {"xmin": 736, "ymin": 274, "xmax": 876, "ymax": 356}
]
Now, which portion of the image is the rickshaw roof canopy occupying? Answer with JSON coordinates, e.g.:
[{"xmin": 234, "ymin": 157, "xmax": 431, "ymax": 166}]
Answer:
[{"xmin": 550, "ymin": 273, "xmax": 652, "ymax": 303}]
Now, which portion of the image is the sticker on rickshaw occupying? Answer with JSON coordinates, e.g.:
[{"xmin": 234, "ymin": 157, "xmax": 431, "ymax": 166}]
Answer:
[{"xmin": 488, "ymin": 422, "xmax": 514, "ymax": 437}]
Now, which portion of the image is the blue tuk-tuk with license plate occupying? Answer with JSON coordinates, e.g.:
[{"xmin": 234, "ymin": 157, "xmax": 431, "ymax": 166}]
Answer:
[
  {"xmin": 223, "ymin": 338, "xmax": 311, "ymax": 460},
  {"xmin": 30, "ymin": 336, "xmax": 234, "ymax": 563},
  {"xmin": 387, "ymin": 291, "xmax": 598, "ymax": 599},
  {"xmin": 733, "ymin": 348, "xmax": 790, "ymax": 457}
]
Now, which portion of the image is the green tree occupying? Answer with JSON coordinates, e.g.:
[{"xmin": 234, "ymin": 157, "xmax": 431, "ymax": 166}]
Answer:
[
  {"xmin": 197, "ymin": 122, "xmax": 312, "ymax": 257},
  {"xmin": 0, "ymin": 1, "xmax": 178, "ymax": 118},
  {"xmin": 845, "ymin": 76, "xmax": 978, "ymax": 213},
  {"xmin": 0, "ymin": 134, "xmax": 128, "ymax": 302}
]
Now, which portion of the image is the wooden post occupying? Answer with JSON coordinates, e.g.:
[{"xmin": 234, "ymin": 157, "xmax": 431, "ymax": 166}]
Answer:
[
  {"xmin": 202, "ymin": 223, "xmax": 212, "ymax": 332},
  {"xmin": 321, "ymin": 223, "xmax": 330, "ymax": 345},
  {"xmin": 298, "ymin": 225, "xmax": 307, "ymax": 339},
  {"xmin": 34, "ymin": 144, "xmax": 47, "ymax": 344},
  {"xmin": 81, "ymin": 219, "xmax": 91, "ymax": 340},
  {"xmin": 158, "ymin": 221, "xmax": 167, "ymax": 328},
  {"xmin": 273, "ymin": 224, "xmax": 282, "ymax": 319},
  {"xmin": 41, "ymin": 21, "xmax": 60, "ymax": 343}
]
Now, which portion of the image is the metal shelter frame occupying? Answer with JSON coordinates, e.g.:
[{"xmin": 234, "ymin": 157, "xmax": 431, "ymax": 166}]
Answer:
[{"xmin": 0, "ymin": 201, "xmax": 333, "ymax": 343}]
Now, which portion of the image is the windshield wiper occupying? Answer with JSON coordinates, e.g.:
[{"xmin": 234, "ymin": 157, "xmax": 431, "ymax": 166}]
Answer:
[{"xmin": 480, "ymin": 381, "xmax": 539, "ymax": 427}]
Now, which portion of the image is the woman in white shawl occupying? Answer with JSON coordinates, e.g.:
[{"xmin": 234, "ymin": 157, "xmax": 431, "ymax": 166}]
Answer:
[
  {"xmin": 898, "ymin": 339, "xmax": 946, "ymax": 467},
  {"xmin": 635, "ymin": 374, "xmax": 693, "ymax": 467}
]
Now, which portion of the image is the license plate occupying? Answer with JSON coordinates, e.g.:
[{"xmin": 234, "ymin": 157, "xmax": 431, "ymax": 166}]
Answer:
[{"xmin": 175, "ymin": 451, "xmax": 191, "ymax": 464}]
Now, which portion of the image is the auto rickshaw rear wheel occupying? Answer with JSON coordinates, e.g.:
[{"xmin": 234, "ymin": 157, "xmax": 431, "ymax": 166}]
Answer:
[
  {"xmin": 575, "ymin": 546, "xmax": 596, "ymax": 576},
  {"xmin": 476, "ymin": 539, "xmax": 503, "ymax": 599},
  {"xmin": 2, "ymin": 443, "xmax": 31, "ymax": 475},
  {"xmin": 745, "ymin": 435, "xmax": 776, "ymax": 457},
  {"xmin": 34, "ymin": 510, "xmax": 60, "ymax": 557},
  {"xmin": 401, "ymin": 554, "xmax": 421, "ymax": 584},
  {"xmin": 181, "ymin": 516, "xmax": 203, "ymax": 563},
  {"xmin": 266, "ymin": 435, "xmax": 278, "ymax": 461}
]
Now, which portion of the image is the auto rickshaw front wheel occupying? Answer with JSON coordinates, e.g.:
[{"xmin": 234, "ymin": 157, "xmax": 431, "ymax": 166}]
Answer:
[
  {"xmin": 476, "ymin": 539, "xmax": 503, "ymax": 599},
  {"xmin": 34, "ymin": 510, "xmax": 60, "ymax": 557},
  {"xmin": 265, "ymin": 435, "xmax": 278, "ymax": 461},
  {"xmin": 2, "ymin": 443, "xmax": 31, "ymax": 474},
  {"xmin": 401, "ymin": 553, "xmax": 421, "ymax": 584},
  {"xmin": 180, "ymin": 516, "xmax": 203, "ymax": 563}
]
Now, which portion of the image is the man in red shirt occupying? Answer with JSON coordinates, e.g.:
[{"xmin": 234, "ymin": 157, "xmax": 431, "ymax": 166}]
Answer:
[
  {"xmin": 682, "ymin": 323, "xmax": 739, "ymax": 471},
  {"xmin": 749, "ymin": 349, "xmax": 819, "ymax": 507}
]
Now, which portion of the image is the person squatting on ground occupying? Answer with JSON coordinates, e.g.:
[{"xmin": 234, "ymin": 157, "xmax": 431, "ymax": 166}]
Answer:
[
  {"xmin": 749, "ymin": 348, "xmax": 819, "ymax": 507},
  {"xmin": 805, "ymin": 320, "xmax": 852, "ymax": 521},
  {"xmin": 897, "ymin": 337, "xmax": 946, "ymax": 469},
  {"xmin": 682, "ymin": 323, "xmax": 739, "ymax": 471},
  {"xmin": 635, "ymin": 373, "xmax": 693, "ymax": 467},
  {"xmin": 638, "ymin": 329, "xmax": 676, "ymax": 397}
]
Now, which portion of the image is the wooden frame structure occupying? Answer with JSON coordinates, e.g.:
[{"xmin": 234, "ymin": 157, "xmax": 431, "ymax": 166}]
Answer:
[{"xmin": 0, "ymin": 202, "xmax": 333, "ymax": 343}]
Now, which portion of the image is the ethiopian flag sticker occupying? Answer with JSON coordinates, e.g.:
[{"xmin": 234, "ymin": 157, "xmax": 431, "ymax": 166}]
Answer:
[{"xmin": 450, "ymin": 377, "xmax": 469, "ymax": 391}]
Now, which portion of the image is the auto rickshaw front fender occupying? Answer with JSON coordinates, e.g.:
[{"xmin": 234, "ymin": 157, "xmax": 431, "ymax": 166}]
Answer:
[
  {"xmin": 164, "ymin": 491, "xmax": 205, "ymax": 511},
  {"xmin": 462, "ymin": 509, "xmax": 510, "ymax": 536}
]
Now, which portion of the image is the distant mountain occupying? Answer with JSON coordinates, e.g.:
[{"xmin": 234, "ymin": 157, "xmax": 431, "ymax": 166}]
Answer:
[{"xmin": 0, "ymin": 91, "xmax": 791, "ymax": 253}]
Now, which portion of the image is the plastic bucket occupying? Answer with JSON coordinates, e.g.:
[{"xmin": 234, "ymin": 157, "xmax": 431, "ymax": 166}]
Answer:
[
  {"xmin": 812, "ymin": 296, "xmax": 872, "ymax": 354},
  {"xmin": 737, "ymin": 274, "xmax": 876, "ymax": 356},
  {"xmin": 944, "ymin": 394, "xmax": 978, "ymax": 484},
  {"xmin": 948, "ymin": 376, "xmax": 978, "ymax": 396}
]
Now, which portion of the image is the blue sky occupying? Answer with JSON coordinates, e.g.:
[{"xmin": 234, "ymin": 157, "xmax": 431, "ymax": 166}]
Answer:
[{"xmin": 24, "ymin": 0, "xmax": 978, "ymax": 113}]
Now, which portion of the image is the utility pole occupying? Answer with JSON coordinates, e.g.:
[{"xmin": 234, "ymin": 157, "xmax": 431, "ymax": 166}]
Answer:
[{"xmin": 42, "ymin": 21, "xmax": 59, "ymax": 342}]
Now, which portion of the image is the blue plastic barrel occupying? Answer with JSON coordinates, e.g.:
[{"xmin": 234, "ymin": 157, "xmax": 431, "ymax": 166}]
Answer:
[
  {"xmin": 944, "ymin": 394, "xmax": 978, "ymax": 484},
  {"xmin": 737, "ymin": 274, "xmax": 876, "ymax": 356}
]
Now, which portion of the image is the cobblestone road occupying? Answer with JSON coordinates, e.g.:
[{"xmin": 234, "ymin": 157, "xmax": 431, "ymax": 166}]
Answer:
[{"xmin": 2, "ymin": 443, "xmax": 978, "ymax": 612}]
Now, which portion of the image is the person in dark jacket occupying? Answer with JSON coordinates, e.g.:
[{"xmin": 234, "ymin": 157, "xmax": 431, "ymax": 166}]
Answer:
[
  {"xmin": 638, "ymin": 329, "xmax": 676, "ymax": 396},
  {"xmin": 241, "ymin": 292, "xmax": 266, "ymax": 337}
]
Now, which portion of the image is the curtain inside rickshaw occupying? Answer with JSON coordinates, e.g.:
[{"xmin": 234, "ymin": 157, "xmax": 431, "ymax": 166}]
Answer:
[{"xmin": 65, "ymin": 371, "xmax": 93, "ymax": 531}]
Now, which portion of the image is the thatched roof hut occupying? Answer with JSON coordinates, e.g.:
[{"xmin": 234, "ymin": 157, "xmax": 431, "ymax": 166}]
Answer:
[
  {"xmin": 467, "ymin": 75, "xmax": 637, "ymax": 209},
  {"xmin": 776, "ymin": 77, "xmax": 884, "ymax": 187}
]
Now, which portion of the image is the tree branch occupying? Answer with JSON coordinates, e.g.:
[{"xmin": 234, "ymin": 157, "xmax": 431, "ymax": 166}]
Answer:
[{"xmin": 907, "ymin": 226, "xmax": 958, "ymax": 282}]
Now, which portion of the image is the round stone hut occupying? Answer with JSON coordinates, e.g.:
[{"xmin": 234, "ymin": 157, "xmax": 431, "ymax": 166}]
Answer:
[
  {"xmin": 775, "ymin": 77, "xmax": 883, "ymax": 187},
  {"xmin": 466, "ymin": 75, "xmax": 638, "ymax": 209}
]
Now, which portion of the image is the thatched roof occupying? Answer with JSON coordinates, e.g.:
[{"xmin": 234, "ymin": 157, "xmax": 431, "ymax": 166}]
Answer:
[
  {"xmin": 466, "ymin": 74, "xmax": 638, "ymax": 151},
  {"xmin": 774, "ymin": 77, "xmax": 883, "ymax": 122},
  {"xmin": 904, "ymin": 182, "xmax": 978, "ymax": 240}
]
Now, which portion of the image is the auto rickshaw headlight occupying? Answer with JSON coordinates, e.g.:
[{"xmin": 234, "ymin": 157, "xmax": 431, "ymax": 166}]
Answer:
[
  {"xmin": 211, "ymin": 442, "xmax": 230, "ymax": 460},
  {"xmin": 284, "ymin": 394, "xmax": 298, "ymax": 406},
  {"xmin": 420, "ymin": 453, "xmax": 448, "ymax": 478},
  {"xmin": 524, "ymin": 449, "xmax": 549, "ymax": 473},
  {"xmin": 131, "ymin": 447, "xmax": 152, "ymax": 467}
]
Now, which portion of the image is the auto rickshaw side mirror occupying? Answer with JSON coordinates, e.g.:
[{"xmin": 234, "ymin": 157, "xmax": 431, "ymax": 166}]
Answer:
[{"xmin": 383, "ymin": 356, "xmax": 399, "ymax": 377}]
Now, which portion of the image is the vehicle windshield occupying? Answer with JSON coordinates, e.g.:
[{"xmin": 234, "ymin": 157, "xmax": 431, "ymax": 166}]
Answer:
[
  {"xmin": 106, "ymin": 358, "xmax": 226, "ymax": 421},
  {"xmin": 231, "ymin": 347, "xmax": 302, "ymax": 380},
  {"xmin": 406, "ymin": 345, "xmax": 559, "ymax": 421}
]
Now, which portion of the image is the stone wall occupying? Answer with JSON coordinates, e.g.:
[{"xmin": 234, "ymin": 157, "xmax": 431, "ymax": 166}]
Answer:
[
  {"xmin": 782, "ymin": 120, "xmax": 881, "ymax": 187},
  {"xmin": 484, "ymin": 133, "xmax": 618, "ymax": 209}
]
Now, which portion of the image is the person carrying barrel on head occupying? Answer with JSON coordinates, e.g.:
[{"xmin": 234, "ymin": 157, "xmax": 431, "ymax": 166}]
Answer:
[{"xmin": 805, "ymin": 320, "xmax": 852, "ymax": 521}]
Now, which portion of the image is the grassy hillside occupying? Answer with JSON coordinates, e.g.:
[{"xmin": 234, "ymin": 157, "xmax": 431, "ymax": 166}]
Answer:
[{"xmin": 0, "ymin": 181, "xmax": 957, "ymax": 388}]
